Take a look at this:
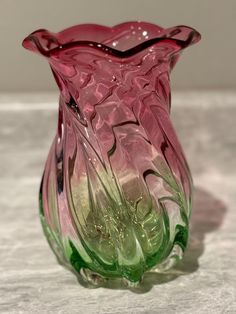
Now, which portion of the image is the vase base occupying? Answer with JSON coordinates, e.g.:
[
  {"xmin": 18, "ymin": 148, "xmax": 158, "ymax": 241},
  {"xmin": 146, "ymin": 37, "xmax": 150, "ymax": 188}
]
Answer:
[
  {"xmin": 80, "ymin": 268, "xmax": 107, "ymax": 288},
  {"xmin": 78, "ymin": 244, "xmax": 183, "ymax": 288},
  {"xmin": 151, "ymin": 244, "xmax": 183, "ymax": 273},
  {"xmin": 79, "ymin": 267, "xmax": 143, "ymax": 288}
]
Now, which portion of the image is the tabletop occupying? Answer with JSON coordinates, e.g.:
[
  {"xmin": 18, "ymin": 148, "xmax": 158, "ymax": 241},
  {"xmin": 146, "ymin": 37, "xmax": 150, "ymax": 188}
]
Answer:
[{"xmin": 0, "ymin": 91, "xmax": 235, "ymax": 314}]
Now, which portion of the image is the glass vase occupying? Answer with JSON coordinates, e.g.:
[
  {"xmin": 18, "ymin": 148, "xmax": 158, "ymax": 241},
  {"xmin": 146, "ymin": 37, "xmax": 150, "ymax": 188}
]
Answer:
[{"xmin": 22, "ymin": 21, "xmax": 201, "ymax": 287}]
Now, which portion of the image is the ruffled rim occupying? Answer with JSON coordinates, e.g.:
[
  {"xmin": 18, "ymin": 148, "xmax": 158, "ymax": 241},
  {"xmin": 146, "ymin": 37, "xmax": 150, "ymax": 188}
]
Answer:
[{"xmin": 22, "ymin": 21, "xmax": 201, "ymax": 58}]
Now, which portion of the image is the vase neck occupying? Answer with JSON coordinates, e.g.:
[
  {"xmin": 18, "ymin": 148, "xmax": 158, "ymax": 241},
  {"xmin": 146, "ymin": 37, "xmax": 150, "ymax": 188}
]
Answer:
[{"xmin": 50, "ymin": 49, "xmax": 172, "ymax": 117}]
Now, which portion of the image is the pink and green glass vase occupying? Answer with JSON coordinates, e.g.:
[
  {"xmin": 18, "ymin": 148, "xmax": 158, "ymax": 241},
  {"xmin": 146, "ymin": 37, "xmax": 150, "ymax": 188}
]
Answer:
[{"xmin": 23, "ymin": 22, "xmax": 201, "ymax": 287}]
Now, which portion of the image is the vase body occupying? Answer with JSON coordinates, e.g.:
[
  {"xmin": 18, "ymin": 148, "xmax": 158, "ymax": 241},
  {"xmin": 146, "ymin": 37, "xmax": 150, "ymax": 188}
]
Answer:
[{"xmin": 23, "ymin": 22, "xmax": 200, "ymax": 286}]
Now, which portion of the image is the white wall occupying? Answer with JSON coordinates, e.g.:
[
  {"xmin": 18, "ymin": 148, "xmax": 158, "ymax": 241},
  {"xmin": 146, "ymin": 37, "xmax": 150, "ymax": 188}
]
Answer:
[{"xmin": 0, "ymin": 0, "xmax": 235, "ymax": 91}]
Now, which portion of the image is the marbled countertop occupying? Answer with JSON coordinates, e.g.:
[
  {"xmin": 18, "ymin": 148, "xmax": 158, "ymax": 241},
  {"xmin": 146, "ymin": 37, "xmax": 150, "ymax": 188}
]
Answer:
[{"xmin": 0, "ymin": 91, "xmax": 235, "ymax": 314}]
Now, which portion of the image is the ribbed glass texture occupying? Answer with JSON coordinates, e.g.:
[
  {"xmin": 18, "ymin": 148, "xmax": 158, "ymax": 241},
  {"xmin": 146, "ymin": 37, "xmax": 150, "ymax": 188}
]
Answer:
[{"xmin": 23, "ymin": 22, "xmax": 201, "ymax": 286}]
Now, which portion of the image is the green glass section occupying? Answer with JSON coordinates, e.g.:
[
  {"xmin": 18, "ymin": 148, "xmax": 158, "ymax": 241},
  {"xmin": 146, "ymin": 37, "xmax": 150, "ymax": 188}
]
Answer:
[{"xmin": 39, "ymin": 161, "xmax": 191, "ymax": 284}]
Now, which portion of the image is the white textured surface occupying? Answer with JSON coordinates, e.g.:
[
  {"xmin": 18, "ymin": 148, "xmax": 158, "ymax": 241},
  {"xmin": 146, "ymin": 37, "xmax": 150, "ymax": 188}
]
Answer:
[{"xmin": 0, "ymin": 91, "xmax": 236, "ymax": 314}]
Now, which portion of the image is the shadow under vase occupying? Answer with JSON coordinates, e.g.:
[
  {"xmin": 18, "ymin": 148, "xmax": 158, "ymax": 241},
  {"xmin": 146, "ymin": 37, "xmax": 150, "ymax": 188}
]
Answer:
[
  {"xmin": 136, "ymin": 185, "xmax": 228, "ymax": 293},
  {"xmin": 176, "ymin": 186, "xmax": 227, "ymax": 273}
]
